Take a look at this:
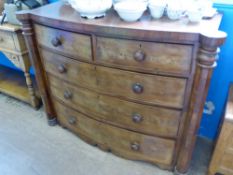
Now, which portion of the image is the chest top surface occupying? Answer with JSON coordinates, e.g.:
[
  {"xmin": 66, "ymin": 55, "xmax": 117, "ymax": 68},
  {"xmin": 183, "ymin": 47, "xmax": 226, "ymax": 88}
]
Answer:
[{"xmin": 17, "ymin": 1, "xmax": 222, "ymax": 43}]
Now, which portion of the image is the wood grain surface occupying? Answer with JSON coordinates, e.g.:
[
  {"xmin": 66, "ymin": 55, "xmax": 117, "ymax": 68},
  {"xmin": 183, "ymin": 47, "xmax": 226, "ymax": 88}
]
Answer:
[
  {"xmin": 48, "ymin": 75, "xmax": 182, "ymax": 138},
  {"xmin": 0, "ymin": 30, "xmax": 15, "ymax": 50},
  {"xmin": 0, "ymin": 23, "xmax": 41, "ymax": 109},
  {"xmin": 16, "ymin": 2, "xmax": 226, "ymax": 173},
  {"xmin": 41, "ymin": 49, "xmax": 187, "ymax": 109},
  {"xmin": 35, "ymin": 24, "xmax": 92, "ymax": 61},
  {"xmin": 209, "ymin": 85, "xmax": 233, "ymax": 175},
  {"xmin": 17, "ymin": 2, "xmax": 222, "ymax": 43},
  {"xmin": 53, "ymin": 100, "xmax": 176, "ymax": 168},
  {"xmin": 0, "ymin": 65, "xmax": 39, "ymax": 104},
  {"xmin": 96, "ymin": 36, "xmax": 193, "ymax": 76}
]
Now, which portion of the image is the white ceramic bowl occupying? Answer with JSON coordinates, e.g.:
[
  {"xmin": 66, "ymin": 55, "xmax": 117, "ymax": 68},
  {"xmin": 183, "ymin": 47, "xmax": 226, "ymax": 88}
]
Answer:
[
  {"xmin": 68, "ymin": 0, "xmax": 112, "ymax": 19},
  {"xmin": 114, "ymin": 1, "xmax": 147, "ymax": 22},
  {"xmin": 166, "ymin": 7, "xmax": 183, "ymax": 20},
  {"xmin": 148, "ymin": 0, "xmax": 167, "ymax": 19},
  {"xmin": 149, "ymin": 5, "xmax": 165, "ymax": 19},
  {"xmin": 187, "ymin": 10, "xmax": 203, "ymax": 23},
  {"xmin": 113, "ymin": 0, "xmax": 149, "ymax": 5}
]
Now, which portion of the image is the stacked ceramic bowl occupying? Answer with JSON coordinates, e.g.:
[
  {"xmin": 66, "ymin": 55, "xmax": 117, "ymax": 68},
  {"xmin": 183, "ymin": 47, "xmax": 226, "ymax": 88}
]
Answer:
[
  {"xmin": 69, "ymin": 0, "xmax": 205, "ymax": 23},
  {"xmin": 186, "ymin": 1, "xmax": 205, "ymax": 23},
  {"xmin": 148, "ymin": 0, "xmax": 204, "ymax": 22},
  {"xmin": 68, "ymin": 0, "xmax": 112, "ymax": 19},
  {"xmin": 148, "ymin": 0, "xmax": 167, "ymax": 19},
  {"xmin": 166, "ymin": 2, "xmax": 184, "ymax": 20},
  {"xmin": 114, "ymin": 0, "xmax": 147, "ymax": 22},
  {"xmin": 187, "ymin": 6, "xmax": 203, "ymax": 23},
  {"xmin": 113, "ymin": 0, "xmax": 149, "ymax": 4}
]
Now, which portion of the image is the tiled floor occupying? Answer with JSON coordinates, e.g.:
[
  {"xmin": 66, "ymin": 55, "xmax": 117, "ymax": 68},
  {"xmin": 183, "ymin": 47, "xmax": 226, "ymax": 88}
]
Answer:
[{"xmin": 0, "ymin": 93, "xmax": 213, "ymax": 175}]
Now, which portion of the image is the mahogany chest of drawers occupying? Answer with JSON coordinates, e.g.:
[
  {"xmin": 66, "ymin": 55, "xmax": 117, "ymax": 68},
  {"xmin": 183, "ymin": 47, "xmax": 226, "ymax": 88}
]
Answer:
[
  {"xmin": 17, "ymin": 2, "xmax": 226, "ymax": 174},
  {"xmin": 209, "ymin": 85, "xmax": 233, "ymax": 175}
]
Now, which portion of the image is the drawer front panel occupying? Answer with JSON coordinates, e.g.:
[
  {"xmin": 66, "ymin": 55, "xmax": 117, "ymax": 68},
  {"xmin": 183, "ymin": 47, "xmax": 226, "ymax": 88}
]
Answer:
[
  {"xmin": 49, "ymin": 75, "xmax": 181, "ymax": 137},
  {"xmin": 0, "ymin": 31, "xmax": 15, "ymax": 50},
  {"xmin": 35, "ymin": 24, "xmax": 92, "ymax": 61},
  {"xmin": 96, "ymin": 37, "xmax": 193, "ymax": 75},
  {"xmin": 53, "ymin": 100, "xmax": 176, "ymax": 166},
  {"xmin": 41, "ymin": 49, "xmax": 187, "ymax": 108}
]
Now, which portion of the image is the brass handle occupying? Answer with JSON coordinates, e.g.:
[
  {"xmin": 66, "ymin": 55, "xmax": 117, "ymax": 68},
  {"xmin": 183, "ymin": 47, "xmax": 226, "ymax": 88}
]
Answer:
[
  {"xmin": 132, "ymin": 114, "xmax": 143, "ymax": 123},
  {"xmin": 68, "ymin": 116, "xmax": 76, "ymax": 125},
  {"xmin": 131, "ymin": 142, "xmax": 140, "ymax": 151},
  {"xmin": 51, "ymin": 37, "xmax": 62, "ymax": 47},
  {"xmin": 132, "ymin": 83, "xmax": 144, "ymax": 94},
  {"xmin": 134, "ymin": 50, "xmax": 146, "ymax": 62},
  {"xmin": 64, "ymin": 90, "xmax": 72, "ymax": 99},
  {"xmin": 58, "ymin": 64, "xmax": 66, "ymax": 73}
]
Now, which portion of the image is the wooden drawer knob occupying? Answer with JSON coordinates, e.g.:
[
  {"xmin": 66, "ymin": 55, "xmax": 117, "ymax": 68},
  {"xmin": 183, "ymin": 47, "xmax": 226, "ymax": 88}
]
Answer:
[
  {"xmin": 132, "ymin": 83, "xmax": 144, "ymax": 94},
  {"xmin": 132, "ymin": 114, "xmax": 143, "ymax": 123},
  {"xmin": 64, "ymin": 90, "xmax": 72, "ymax": 99},
  {"xmin": 68, "ymin": 116, "xmax": 76, "ymax": 125},
  {"xmin": 51, "ymin": 37, "xmax": 62, "ymax": 47},
  {"xmin": 58, "ymin": 64, "xmax": 66, "ymax": 73},
  {"xmin": 134, "ymin": 50, "xmax": 146, "ymax": 62},
  {"xmin": 131, "ymin": 142, "xmax": 140, "ymax": 151}
]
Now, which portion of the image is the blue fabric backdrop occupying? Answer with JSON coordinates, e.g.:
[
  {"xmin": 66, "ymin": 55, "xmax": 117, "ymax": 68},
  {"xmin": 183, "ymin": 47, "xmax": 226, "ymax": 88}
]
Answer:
[{"xmin": 198, "ymin": 3, "xmax": 233, "ymax": 140}]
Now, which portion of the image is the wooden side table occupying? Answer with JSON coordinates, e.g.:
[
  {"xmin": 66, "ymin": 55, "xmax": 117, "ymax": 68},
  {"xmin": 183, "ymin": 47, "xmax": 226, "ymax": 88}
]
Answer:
[
  {"xmin": 209, "ymin": 84, "xmax": 233, "ymax": 175},
  {"xmin": 0, "ymin": 23, "xmax": 41, "ymax": 109}
]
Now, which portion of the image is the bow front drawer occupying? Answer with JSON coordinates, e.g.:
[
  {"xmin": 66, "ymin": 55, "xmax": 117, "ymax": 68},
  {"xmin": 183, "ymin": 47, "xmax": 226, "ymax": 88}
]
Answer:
[
  {"xmin": 48, "ymin": 75, "xmax": 181, "ymax": 138},
  {"xmin": 96, "ymin": 37, "xmax": 193, "ymax": 76},
  {"xmin": 41, "ymin": 49, "xmax": 187, "ymax": 108},
  {"xmin": 34, "ymin": 24, "xmax": 92, "ymax": 61},
  {"xmin": 53, "ymin": 100, "xmax": 176, "ymax": 167}
]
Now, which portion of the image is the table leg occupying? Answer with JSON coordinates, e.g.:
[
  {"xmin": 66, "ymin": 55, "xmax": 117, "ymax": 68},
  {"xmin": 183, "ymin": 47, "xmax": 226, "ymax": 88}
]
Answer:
[{"xmin": 24, "ymin": 71, "xmax": 41, "ymax": 109}]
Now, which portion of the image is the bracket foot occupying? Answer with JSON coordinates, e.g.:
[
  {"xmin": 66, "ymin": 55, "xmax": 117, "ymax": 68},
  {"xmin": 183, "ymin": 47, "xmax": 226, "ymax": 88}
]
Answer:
[
  {"xmin": 48, "ymin": 118, "xmax": 57, "ymax": 126},
  {"xmin": 174, "ymin": 167, "xmax": 188, "ymax": 175}
]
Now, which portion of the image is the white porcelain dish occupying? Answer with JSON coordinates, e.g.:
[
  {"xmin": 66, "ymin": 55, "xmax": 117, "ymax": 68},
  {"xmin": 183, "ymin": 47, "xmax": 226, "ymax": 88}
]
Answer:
[
  {"xmin": 148, "ymin": 0, "xmax": 167, "ymax": 19},
  {"xmin": 203, "ymin": 7, "xmax": 217, "ymax": 19},
  {"xmin": 113, "ymin": 0, "xmax": 149, "ymax": 5},
  {"xmin": 68, "ymin": 0, "xmax": 112, "ymax": 19},
  {"xmin": 166, "ymin": 4, "xmax": 183, "ymax": 20},
  {"xmin": 167, "ymin": 9, "xmax": 183, "ymax": 20},
  {"xmin": 187, "ymin": 8, "xmax": 203, "ymax": 23},
  {"xmin": 114, "ymin": 1, "xmax": 147, "ymax": 22}
]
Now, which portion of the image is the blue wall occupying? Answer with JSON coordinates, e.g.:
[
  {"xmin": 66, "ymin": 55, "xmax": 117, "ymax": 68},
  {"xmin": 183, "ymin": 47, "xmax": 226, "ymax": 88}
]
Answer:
[
  {"xmin": 0, "ymin": 52, "xmax": 20, "ymax": 70},
  {"xmin": 199, "ymin": 3, "xmax": 233, "ymax": 140},
  {"xmin": 0, "ymin": 1, "xmax": 232, "ymax": 140}
]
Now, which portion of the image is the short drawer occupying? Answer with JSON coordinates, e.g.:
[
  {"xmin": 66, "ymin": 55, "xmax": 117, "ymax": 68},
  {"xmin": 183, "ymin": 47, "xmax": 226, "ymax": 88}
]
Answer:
[
  {"xmin": 53, "ymin": 100, "xmax": 176, "ymax": 167},
  {"xmin": 0, "ymin": 30, "xmax": 15, "ymax": 50},
  {"xmin": 49, "ymin": 75, "xmax": 181, "ymax": 138},
  {"xmin": 41, "ymin": 49, "xmax": 187, "ymax": 108},
  {"xmin": 96, "ymin": 37, "xmax": 193, "ymax": 76},
  {"xmin": 35, "ymin": 24, "xmax": 92, "ymax": 61}
]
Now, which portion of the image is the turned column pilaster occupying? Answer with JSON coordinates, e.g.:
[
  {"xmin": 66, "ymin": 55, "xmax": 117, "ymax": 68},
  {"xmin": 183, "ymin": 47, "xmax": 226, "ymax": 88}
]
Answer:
[
  {"xmin": 175, "ymin": 31, "xmax": 227, "ymax": 175},
  {"xmin": 20, "ymin": 19, "xmax": 57, "ymax": 126}
]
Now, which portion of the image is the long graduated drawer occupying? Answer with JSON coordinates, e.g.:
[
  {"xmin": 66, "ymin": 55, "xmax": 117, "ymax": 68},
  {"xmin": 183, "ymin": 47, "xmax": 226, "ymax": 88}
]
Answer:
[
  {"xmin": 41, "ymin": 49, "xmax": 187, "ymax": 109},
  {"xmin": 48, "ymin": 75, "xmax": 182, "ymax": 138},
  {"xmin": 53, "ymin": 100, "xmax": 176, "ymax": 168}
]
